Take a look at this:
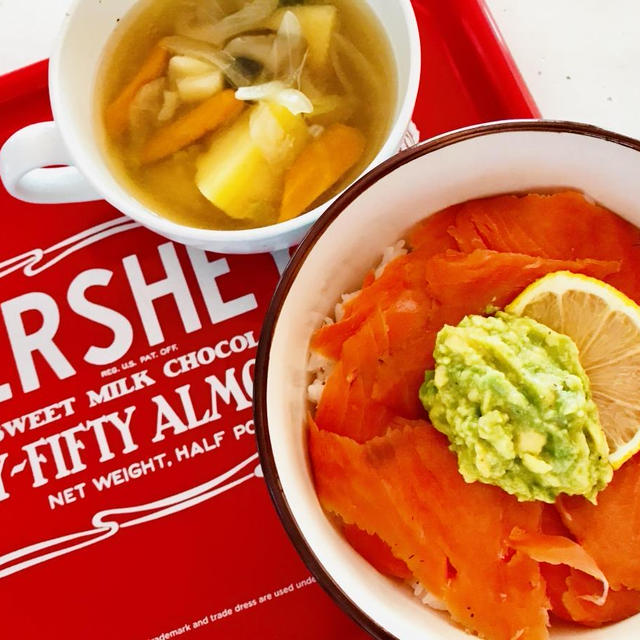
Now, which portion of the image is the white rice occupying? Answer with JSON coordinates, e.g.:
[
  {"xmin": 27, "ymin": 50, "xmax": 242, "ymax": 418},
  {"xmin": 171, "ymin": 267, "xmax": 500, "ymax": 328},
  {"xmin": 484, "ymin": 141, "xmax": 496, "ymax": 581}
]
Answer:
[
  {"xmin": 306, "ymin": 351, "xmax": 335, "ymax": 405},
  {"xmin": 374, "ymin": 240, "xmax": 408, "ymax": 279},
  {"xmin": 411, "ymin": 580, "xmax": 447, "ymax": 611},
  {"xmin": 334, "ymin": 292, "xmax": 359, "ymax": 322}
]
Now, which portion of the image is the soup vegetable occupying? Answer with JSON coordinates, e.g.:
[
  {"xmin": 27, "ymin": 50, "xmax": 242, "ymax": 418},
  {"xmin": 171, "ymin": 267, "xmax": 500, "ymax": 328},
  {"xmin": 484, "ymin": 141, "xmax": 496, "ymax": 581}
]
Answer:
[
  {"xmin": 100, "ymin": 0, "xmax": 395, "ymax": 230},
  {"xmin": 307, "ymin": 192, "xmax": 640, "ymax": 639}
]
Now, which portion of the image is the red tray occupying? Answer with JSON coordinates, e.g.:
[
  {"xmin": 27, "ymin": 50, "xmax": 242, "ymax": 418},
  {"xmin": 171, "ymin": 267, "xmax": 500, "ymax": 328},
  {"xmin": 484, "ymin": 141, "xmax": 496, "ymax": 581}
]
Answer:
[{"xmin": 0, "ymin": 3, "xmax": 537, "ymax": 639}]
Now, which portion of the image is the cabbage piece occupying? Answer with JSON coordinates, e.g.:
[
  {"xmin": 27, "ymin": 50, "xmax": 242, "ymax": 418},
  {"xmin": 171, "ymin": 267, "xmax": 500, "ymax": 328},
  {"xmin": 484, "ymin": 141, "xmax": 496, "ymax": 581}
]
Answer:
[
  {"xmin": 271, "ymin": 87, "xmax": 313, "ymax": 115},
  {"xmin": 195, "ymin": 0, "xmax": 225, "ymax": 24},
  {"xmin": 175, "ymin": 0, "xmax": 225, "ymax": 36},
  {"xmin": 299, "ymin": 70, "xmax": 323, "ymax": 99},
  {"xmin": 268, "ymin": 10, "xmax": 309, "ymax": 86},
  {"xmin": 308, "ymin": 93, "xmax": 355, "ymax": 126},
  {"xmin": 235, "ymin": 80, "xmax": 288, "ymax": 101}
]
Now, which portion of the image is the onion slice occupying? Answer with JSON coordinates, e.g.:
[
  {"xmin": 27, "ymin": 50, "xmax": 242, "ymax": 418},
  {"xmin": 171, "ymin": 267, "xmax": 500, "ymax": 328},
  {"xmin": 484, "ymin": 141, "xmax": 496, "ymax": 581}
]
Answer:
[
  {"xmin": 177, "ymin": 0, "xmax": 278, "ymax": 46},
  {"xmin": 235, "ymin": 81, "xmax": 313, "ymax": 115},
  {"xmin": 331, "ymin": 32, "xmax": 382, "ymax": 99},
  {"xmin": 271, "ymin": 10, "xmax": 307, "ymax": 83}
]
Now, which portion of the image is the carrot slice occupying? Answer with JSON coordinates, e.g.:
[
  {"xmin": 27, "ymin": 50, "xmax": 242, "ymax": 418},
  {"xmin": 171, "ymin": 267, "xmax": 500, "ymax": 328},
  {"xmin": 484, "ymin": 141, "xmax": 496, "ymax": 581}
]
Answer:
[
  {"xmin": 140, "ymin": 89, "xmax": 244, "ymax": 164},
  {"xmin": 279, "ymin": 124, "xmax": 365, "ymax": 222},
  {"xmin": 105, "ymin": 44, "xmax": 170, "ymax": 137}
]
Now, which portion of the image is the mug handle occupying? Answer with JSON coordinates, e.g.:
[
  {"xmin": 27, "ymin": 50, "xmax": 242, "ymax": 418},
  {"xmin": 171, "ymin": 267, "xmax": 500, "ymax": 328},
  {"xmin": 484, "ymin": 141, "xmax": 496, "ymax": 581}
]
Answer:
[{"xmin": 0, "ymin": 121, "xmax": 102, "ymax": 204}]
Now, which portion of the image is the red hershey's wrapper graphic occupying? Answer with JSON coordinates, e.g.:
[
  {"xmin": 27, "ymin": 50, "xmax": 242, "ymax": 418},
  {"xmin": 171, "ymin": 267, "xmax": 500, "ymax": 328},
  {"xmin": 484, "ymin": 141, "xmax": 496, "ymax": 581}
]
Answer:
[{"xmin": 0, "ymin": 201, "xmax": 368, "ymax": 639}]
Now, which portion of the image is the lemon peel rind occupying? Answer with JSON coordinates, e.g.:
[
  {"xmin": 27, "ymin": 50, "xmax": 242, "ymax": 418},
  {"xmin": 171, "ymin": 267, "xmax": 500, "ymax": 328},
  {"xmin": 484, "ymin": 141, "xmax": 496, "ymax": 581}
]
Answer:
[{"xmin": 507, "ymin": 270, "xmax": 640, "ymax": 322}]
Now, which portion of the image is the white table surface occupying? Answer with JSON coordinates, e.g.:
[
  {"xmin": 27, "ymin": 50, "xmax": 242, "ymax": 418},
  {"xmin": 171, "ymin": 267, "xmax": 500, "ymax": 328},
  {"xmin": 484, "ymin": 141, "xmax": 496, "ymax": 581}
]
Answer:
[{"xmin": 1, "ymin": 0, "xmax": 639, "ymax": 140}]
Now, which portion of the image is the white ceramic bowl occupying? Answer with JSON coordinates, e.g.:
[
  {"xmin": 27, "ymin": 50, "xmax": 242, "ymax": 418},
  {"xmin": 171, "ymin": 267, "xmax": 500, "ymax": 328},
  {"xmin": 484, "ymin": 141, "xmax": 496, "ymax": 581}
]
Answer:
[
  {"xmin": 0, "ymin": 0, "xmax": 420, "ymax": 255},
  {"xmin": 254, "ymin": 120, "xmax": 640, "ymax": 639}
]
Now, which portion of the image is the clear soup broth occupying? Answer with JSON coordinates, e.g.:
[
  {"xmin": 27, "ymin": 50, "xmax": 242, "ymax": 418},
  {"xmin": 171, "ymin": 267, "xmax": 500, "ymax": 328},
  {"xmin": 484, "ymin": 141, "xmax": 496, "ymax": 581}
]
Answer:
[{"xmin": 98, "ymin": 0, "xmax": 397, "ymax": 230}]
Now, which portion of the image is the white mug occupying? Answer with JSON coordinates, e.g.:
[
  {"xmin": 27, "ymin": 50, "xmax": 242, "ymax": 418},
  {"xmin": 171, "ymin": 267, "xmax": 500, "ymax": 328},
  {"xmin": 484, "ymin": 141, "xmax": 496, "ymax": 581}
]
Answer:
[{"xmin": 0, "ymin": 0, "xmax": 421, "ymax": 254}]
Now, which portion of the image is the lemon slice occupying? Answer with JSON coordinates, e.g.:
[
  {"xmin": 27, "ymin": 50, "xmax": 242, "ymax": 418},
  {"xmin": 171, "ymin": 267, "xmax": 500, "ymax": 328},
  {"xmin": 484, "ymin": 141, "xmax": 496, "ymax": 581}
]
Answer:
[{"xmin": 507, "ymin": 271, "xmax": 640, "ymax": 469}]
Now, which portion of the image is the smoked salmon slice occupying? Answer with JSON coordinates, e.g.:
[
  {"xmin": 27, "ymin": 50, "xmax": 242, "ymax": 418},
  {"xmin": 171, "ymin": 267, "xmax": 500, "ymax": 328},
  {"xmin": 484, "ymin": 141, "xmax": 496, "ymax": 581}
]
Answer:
[
  {"xmin": 314, "ymin": 358, "xmax": 396, "ymax": 443},
  {"xmin": 557, "ymin": 454, "xmax": 640, "ymax": 591},
  {"xmin": 508, "ymin": 529, "xmax": 608, "ymax": 605},
  {"xmin": 448, "ymin": 208, "xmax": 488, "ymax": 253},
  {"xmin": 310, "ymin": 254, "xmax": 416, "ymax": 360},
  {"xmin": 314, "ymin": 294, "xmax": 438, "ymax": 440},
  {"xmin": 424, "ymin": 250, "xmax": 620, "ymax": 323},
  {"xmin": 312, "ymin": 248, "xmax": 620, "ymax": 363},
  {"xmin": 559, "ymin": 572, "xmax": 640, "ymax": 626},
  {"xmin": 314, "ymin": 308, "xmax": 397, "ymax": 442},
  {"xmin": 446, "ymin": 191, "xmax": 640, "ymax": 301},
  {"xmin": 408, "ymin": 203, "xmax": 460, "ymax": 255},
  {"xmin": 341, "ymin": 523, "xmax": 412, "ymax": 580},
  {"xmin": 311, "ymin": 313, "xmax": 364, "ymax": 361},
  {"xmin": 310, "ymin": 419, "xmax": 549, "ymax": 640},
  {"xmin": 545, "ymin": 568, "xmax": 640, "ymax": 626}
]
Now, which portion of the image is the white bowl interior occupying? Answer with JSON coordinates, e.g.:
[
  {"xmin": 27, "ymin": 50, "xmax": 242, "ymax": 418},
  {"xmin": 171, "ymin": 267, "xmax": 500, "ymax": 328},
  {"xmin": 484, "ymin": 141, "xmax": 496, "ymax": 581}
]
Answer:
[
  {"xmin": 49, "ymin": 0, "xmax": 420, "ymax": 253},
  {"xmin": 265, "ymin": 126, "xmax": 640, "ymax": 639}
]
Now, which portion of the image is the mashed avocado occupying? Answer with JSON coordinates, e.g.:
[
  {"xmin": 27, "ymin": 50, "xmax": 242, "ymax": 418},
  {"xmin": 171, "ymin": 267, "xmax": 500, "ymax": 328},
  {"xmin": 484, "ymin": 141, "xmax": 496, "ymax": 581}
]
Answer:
[{"xmin": 420, "ymin": 312, "xmax": 613, "ymax": 503}]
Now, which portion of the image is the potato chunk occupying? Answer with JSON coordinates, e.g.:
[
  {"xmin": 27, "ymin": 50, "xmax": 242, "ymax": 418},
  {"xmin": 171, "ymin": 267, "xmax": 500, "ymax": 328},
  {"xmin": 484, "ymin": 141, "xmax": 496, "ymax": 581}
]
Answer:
[{"xmin": 196, "ymin": 102, "xmax": 309, "ymax": 221}]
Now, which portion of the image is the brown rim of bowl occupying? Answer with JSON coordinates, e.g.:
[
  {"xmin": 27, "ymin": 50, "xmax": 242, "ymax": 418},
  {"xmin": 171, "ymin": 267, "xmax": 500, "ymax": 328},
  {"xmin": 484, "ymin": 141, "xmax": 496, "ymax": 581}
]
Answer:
[{"xmin": 253, "ymin": 119, "xmax": 640, "ymax": 639}]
